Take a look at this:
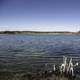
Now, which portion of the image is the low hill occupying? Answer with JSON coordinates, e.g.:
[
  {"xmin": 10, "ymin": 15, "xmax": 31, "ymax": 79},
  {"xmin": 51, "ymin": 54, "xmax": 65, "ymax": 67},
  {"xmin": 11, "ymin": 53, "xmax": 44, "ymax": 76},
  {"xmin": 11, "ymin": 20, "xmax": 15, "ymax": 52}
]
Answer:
[{"xmin": 0, "ymin": 31, "xmax": 79, "ymax": 35}]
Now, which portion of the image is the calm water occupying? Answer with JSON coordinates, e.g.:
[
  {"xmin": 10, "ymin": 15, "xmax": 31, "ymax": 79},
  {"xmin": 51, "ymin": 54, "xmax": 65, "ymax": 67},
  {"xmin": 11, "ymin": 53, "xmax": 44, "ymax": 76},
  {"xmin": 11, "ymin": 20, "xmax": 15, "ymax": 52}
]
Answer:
[{"xmin": 0, "ymin": 34, "xmax": 80, "ymax": 72}]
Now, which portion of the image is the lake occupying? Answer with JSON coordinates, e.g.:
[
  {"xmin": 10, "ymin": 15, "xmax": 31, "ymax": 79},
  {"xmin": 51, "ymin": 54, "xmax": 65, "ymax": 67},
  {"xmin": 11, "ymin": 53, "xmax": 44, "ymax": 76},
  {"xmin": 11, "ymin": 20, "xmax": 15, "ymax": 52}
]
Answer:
[{"xmin": 0, "ymin": 34, "xmax": 80, "ymax": 72}]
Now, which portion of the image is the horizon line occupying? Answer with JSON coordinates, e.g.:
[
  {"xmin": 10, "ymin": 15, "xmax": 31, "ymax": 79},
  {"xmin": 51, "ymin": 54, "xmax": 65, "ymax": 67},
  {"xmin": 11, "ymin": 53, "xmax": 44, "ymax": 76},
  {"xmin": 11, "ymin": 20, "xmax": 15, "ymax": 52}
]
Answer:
[{"xmin": 0, "ymin": 30, "xmax": 79, "ymax": 33}]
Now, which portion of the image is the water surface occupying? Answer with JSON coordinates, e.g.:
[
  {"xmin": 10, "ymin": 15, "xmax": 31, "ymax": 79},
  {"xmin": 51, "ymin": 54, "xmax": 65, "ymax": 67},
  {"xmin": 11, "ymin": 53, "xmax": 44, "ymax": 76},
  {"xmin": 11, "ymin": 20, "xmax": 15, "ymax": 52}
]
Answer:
[{"xmin": 0, "ymin": 34, "xmax": 80, "ymax": 72}]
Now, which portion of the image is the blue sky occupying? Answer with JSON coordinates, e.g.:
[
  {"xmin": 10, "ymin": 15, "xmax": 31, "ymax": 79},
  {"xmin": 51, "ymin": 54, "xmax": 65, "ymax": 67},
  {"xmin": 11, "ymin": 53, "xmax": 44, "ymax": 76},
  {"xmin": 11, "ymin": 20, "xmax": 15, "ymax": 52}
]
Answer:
[{"xmin": 0, "ymin": 0, "xmax": 80, "ymax": 32}]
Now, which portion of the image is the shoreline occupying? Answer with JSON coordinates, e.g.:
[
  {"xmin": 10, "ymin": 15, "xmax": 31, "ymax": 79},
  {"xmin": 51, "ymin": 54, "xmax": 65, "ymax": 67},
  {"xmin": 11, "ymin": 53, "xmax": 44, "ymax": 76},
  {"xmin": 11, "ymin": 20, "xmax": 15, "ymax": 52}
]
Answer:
[{"xmin": 0, "ymin": 31, "xmax": 80, "ymax": 35}]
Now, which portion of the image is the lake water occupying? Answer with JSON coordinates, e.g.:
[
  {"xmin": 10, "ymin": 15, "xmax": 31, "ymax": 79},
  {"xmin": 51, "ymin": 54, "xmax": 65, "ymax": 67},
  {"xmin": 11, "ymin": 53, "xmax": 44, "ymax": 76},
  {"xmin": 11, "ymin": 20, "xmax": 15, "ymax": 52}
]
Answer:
[{"xmin": 0, "ymin": 34, "xmax": 80, "ymax": 72}]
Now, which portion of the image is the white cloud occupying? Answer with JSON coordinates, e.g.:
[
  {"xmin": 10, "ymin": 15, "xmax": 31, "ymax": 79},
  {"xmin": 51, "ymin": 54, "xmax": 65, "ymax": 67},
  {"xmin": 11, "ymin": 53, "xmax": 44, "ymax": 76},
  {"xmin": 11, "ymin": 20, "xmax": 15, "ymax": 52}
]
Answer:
[{"xmin": 0, "ymin": 24, "xmax": 79, "ymax": 32}]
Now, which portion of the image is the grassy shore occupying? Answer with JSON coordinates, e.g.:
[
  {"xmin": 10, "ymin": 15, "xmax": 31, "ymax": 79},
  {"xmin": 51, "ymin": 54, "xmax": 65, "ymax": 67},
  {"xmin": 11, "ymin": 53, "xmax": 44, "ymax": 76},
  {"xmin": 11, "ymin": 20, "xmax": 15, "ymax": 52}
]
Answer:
[{"xmin": 0, "ymin": 71, "xmax": 80, "ymax": 80}]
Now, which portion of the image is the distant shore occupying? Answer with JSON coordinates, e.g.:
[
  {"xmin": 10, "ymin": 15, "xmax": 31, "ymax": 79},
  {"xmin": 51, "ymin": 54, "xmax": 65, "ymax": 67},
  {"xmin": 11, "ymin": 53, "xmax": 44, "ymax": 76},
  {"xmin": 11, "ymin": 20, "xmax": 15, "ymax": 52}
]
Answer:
[{"xmin": 0, "ymin": 31, "xmax": 80, "ymax": 35}]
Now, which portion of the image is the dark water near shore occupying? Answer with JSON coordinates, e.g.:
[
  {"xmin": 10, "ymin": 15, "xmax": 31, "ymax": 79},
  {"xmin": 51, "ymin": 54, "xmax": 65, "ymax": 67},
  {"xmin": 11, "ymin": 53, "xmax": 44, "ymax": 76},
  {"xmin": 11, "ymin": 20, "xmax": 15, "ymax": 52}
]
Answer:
[{"xmin": 0, "ymin": 34, "xmax": 80, "ymax": 72}]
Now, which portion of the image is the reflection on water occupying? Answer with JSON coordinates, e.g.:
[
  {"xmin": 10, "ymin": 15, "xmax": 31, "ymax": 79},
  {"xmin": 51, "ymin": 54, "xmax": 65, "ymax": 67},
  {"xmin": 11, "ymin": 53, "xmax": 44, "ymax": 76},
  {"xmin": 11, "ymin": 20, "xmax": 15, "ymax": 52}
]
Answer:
[{"xmin": 0, "ymin": 34, "xmax": 80, "ymax": 72}]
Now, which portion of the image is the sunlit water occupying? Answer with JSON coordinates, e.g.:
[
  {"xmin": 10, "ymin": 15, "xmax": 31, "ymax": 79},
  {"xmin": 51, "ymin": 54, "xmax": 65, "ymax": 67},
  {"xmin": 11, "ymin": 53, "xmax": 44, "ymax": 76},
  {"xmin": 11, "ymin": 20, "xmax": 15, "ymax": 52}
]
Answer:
[{"xmin": 0, "ymin": 34, "xmax": 80, "ymax": 72}]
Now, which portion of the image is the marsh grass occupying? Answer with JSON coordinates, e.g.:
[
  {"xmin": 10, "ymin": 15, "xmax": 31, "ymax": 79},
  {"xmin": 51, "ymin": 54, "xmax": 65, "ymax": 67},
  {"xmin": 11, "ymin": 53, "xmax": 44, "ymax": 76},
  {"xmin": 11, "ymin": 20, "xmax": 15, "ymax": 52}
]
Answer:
[{"xmin": 0, "ymin": 70, "xmax": 79, "ymax": 80}]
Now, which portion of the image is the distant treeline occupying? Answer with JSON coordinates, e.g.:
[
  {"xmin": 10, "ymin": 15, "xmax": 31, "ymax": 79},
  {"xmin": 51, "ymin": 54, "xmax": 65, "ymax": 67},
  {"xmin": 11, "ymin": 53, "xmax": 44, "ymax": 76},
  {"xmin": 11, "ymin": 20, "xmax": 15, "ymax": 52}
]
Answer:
[{"xmin": 0, "ymin": 31, "xmax": 80, "ymax": 35}]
